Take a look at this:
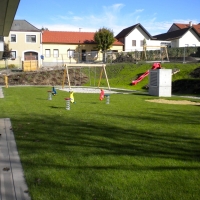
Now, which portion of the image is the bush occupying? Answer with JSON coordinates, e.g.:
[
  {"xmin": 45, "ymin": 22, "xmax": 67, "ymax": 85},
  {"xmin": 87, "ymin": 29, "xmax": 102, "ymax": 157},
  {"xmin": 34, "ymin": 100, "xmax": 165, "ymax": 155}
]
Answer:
[{"xmin": 8, "ymin": 64, "xmax": 15, "ymax": 69}]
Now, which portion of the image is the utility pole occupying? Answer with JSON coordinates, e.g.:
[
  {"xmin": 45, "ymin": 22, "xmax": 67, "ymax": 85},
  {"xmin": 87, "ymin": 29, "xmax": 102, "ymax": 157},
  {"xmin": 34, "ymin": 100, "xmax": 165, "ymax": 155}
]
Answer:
[{"xmin": 183, "ymin": 44, "xmax": 188, "ymax": 64}]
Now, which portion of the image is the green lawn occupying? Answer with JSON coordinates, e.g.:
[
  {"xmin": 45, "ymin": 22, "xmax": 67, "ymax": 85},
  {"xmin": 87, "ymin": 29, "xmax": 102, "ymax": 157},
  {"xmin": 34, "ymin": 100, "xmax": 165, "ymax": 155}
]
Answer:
[
  {"xmin": 84, "ymin": 62, "xmax": 200, "ymax": 93},
  {"xmin": 1, "ymin": 86, "xmax": 200, "ymax": 200}
]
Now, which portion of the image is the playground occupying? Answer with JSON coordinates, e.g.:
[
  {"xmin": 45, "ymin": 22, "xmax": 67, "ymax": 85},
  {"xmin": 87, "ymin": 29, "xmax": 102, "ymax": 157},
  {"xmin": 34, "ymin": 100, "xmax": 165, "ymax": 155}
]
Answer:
[
  {"xmin": 0, "ymin": 84, "xmax": 200, "ymax": 200},
  {"xmin": 0, "ymin": 62, "xmax": 200, "ymax": 200}
]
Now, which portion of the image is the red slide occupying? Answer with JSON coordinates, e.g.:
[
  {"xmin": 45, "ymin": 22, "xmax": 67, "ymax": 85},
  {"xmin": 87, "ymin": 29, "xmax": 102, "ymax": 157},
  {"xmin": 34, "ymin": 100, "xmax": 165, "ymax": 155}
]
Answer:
[{"xmin": 132, "ymin": 63, "xmax": 161, "ymax": 85}]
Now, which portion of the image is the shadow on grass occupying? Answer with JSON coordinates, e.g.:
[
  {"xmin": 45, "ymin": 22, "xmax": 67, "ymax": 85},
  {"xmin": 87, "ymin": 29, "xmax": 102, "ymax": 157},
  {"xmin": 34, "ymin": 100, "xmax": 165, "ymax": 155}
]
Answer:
[
  {"xmin": 130, "ymin": 92, "xmax": 149, "ymax": 96},
  {"xmin": 21, "ymin": 162, "xmax": 200, "ymax": 171},
  {"xmin": 13, "ymin": 110, "xmax": 200, "ymax": 164},
  {"xmin": 36, "ymin": 98, "xmax": 49, "ymax": 100},
  {"xmin": 49, "ymin": 106, "xmax": 64, "ymax": 109},
  {"xmin": 11, "ymin": 108, "xmax": 200, "ymax": 200}
]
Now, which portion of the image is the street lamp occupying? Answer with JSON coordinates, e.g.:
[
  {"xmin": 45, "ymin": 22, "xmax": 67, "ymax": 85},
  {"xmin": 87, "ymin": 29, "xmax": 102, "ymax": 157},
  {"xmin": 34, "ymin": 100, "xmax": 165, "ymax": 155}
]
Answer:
[{"xmin": 183, "ymin": 44, "xmax": 189, "ymax": 63}]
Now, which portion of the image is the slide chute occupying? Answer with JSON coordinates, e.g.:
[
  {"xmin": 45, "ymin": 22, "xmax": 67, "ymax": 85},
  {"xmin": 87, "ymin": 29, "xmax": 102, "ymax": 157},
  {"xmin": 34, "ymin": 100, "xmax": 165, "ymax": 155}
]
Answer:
[{"xmin": 132, "ymin": 63, "xmax": 161, "ymax": 85}]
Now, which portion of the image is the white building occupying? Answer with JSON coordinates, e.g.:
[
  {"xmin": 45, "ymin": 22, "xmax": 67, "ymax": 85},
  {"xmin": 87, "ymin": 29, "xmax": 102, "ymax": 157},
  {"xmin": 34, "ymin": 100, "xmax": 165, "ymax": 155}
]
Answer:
[{"xmin": 115, "ymin": 23, "xmax": 170, "ymax": 52}]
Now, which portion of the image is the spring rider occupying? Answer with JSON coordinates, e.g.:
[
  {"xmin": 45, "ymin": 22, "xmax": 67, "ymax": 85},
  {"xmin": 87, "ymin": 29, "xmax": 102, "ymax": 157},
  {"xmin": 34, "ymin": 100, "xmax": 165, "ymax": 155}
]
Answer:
[
  {"xmin": 52, "ymin": 86, "xmax": 57, "ymax": 96},
  {"xmin": 69, "ymin": 91, "xmax": 75, "ymax": 103},
  {"xmin": 99, "ymin": 89, "xmax": 105, "ymax": 101}
]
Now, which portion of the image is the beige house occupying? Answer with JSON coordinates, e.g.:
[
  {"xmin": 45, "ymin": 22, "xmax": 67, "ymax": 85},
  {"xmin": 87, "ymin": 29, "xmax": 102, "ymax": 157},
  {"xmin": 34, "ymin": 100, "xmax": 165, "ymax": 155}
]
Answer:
[
  {"xmin": 1, "ymin": 21, "xmax": 123, "ymax": 69},
  {"xmin": 0, "ymin": 20, "xmax": 42, "ymax": 68},
  {"xmin": 42, "ymin": 30, "xmax": 123, "ymax": 66}
]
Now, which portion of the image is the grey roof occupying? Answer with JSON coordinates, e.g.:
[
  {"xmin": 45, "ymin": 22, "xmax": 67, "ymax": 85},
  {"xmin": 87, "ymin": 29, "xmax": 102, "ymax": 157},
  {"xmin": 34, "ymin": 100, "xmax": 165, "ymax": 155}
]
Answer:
[
  {"xmin": 11, "ymin": 20, "xmax": 40, "ymax": 32},
  {"xmin": 153, "ymin": 27, "xmax": 199, "ymax": 41},
  {"xmin": 115, "ymin": 23, "xmax": 153, "ymax": 39}
]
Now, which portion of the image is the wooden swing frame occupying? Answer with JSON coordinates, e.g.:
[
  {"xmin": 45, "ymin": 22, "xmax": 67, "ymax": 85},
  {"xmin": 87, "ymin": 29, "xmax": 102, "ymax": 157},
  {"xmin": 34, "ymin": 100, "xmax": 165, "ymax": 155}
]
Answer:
[
  {"xmin": 143, "ymin": 45, "xmax": 169, "ymax": 61},
  {"xmin": 62, "ymin": 63, "xmax": 110, "ymax": 90}
]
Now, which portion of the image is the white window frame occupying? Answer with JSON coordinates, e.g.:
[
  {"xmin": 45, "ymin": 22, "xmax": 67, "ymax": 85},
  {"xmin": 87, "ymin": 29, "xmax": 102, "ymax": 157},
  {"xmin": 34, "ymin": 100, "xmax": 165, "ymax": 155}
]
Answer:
[
  {"xmin": 45, "ymin": 49, "xmax": 51, "ymax": 57},
  {"xmin": 26, "ymin": 35, "xmax": 36, "ymax": 43},
  {"xmin": 67, "ymin": 49, "xmax": 75, "ymax": 58},
  {"xmin": 11, "ymin": 51, "xmax": 17, "ymax": 60},
  {"xmin": 11, "ymin": 34, "xmax": 16, "ymax": 42},
  {"xmin": 53, "ymin": 49, "xmax": 59, "ymax": 58},
  {"xmin": 132, "ymin": 40, "xmax": 136, "ymax": 46}
]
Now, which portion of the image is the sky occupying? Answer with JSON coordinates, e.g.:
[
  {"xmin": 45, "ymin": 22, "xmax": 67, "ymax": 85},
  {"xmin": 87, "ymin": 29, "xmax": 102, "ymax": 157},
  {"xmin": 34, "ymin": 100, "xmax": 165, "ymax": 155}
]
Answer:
[{"xmin": 15, "ymin": 0, "xmax": 200, "ymax": 36}]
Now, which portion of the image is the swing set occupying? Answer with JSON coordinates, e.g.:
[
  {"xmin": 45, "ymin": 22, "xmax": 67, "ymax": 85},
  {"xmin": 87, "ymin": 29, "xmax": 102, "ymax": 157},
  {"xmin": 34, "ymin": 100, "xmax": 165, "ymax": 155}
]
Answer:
[
  {"xmin": 62, "ymin": 63, "xmax": 110, "ymax": 90},
  {"xmin": 143, "ymin": 45, "xmax": 169, "ymax": 61}
]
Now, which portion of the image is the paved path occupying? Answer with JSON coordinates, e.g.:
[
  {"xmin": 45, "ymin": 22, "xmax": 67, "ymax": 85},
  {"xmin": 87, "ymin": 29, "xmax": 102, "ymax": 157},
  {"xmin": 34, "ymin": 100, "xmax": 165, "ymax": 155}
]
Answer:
[
  {"xmin": 0, "ymin": 87, "xmax": 4, "ymax": 98},
  {"xmin": 0, "ymin": 118, "xmax": 31, "ymax": 200},
  {"xmin": 0, "ymin": 86, "xmax": 31, "ymax": 200}
]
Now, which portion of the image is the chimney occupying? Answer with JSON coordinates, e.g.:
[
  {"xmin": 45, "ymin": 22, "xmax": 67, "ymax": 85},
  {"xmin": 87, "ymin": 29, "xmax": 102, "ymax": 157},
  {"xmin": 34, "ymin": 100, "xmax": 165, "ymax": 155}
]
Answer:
[{"xmin": 189, "ymin": 21, "xmax": 192, "ymax": 27}]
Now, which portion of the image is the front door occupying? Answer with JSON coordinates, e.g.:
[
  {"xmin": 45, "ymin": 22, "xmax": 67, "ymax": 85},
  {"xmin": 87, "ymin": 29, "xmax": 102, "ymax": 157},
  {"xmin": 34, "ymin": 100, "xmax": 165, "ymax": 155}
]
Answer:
[
  {"xmin": 24, "ymin": 52, "xmax": 38, "ymax": 60},
  {"xmin": 82, "ymin": 50, "xmax": 86, "ymax": 62}
]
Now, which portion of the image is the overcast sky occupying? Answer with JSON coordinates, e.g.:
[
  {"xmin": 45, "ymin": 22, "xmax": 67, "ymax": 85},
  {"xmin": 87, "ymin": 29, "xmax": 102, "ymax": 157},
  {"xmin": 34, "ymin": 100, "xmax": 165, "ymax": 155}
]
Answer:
[{"xmin": 15, "ymin": 0, "xmax": 200, "ymax": 36}]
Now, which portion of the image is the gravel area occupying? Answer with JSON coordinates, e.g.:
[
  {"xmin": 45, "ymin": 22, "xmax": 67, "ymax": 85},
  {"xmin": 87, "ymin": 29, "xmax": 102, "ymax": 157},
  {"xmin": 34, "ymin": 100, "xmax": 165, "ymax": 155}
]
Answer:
[{"xmin": 59, "ymin": 87, "xmax": 120, "ymax": 94}]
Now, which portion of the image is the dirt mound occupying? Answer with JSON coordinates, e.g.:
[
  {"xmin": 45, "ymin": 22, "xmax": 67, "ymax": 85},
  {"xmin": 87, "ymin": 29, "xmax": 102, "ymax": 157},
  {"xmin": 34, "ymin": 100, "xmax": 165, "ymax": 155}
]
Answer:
[{"xmin": 0, "ymin": 68, "xmax": 89, "ymax": 86}]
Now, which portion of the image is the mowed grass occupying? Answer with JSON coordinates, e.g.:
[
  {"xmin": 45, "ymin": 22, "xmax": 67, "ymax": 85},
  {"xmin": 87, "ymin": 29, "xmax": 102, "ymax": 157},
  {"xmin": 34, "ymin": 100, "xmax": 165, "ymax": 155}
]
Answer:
[
  {"xmin": 1, "ymin": 86, "xmax": 200, "ymax": 200},
  {"xmin": 101, "ymin": 63, "xmax": 200, "ymax": 92}
]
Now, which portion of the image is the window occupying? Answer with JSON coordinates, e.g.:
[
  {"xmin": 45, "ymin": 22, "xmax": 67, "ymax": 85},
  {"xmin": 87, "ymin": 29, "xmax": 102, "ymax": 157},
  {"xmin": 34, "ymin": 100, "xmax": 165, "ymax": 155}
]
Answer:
[
  {"xmin": 140, "ymin": 40, "xmax": 144, "ymax": 47},
  {"xmin": 53, "ymin": 49, "xmax": 59, "ymax": 58},
  {"xmin": 11, "ymin": 34, "xmax": 16, "ymax": 42},
  {"xmin": 45, "ymin": 49, "xmax": 51, "ymax": 57},
  {"xmin": 11, "ymin": 51, "xmax": 16, "ymax": 59},
  {"xmin": 132, "ymin": 40, "xmax": 136, "ymax": 46},
  {"xmin": 26, "ymin": 35, "xmax": 36, "ymax": 43},
  {"xmin": 68, "ymin": 49, "xmax": 75, "ymax": 58}
]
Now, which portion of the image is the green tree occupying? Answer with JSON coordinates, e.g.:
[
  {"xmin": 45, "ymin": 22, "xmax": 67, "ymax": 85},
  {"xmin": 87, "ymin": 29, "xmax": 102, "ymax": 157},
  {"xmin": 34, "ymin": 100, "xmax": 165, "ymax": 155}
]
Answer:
[
  {"xmin": 3, "ymin": 43, "xmax": 11, "ymax": 59},
  {"xmin": 94, "ymin": 28, "xmax": 115, "ymax": 62}
]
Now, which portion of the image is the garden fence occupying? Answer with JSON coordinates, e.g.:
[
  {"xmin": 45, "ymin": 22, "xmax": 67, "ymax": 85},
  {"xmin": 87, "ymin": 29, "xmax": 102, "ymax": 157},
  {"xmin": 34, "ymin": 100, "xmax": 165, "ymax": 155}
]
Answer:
[{"xmin": 0, "ymin": 47, "xmax": 199, "ymax": 71}]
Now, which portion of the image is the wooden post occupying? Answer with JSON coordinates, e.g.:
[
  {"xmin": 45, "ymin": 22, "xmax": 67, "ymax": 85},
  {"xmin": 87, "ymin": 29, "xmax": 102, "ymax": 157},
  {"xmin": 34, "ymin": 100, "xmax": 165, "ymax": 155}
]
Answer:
[
  {"xmin": 103, "ymin": 64, "xmax": 110, "ymax": 90},
  {"xmin": 97, "ymin": 68, "xmax": 103, "ymax": 88},
  {"xmin": 5, "ymin": 76, "xmax": 8, "ymax": 88},
  {"xmin": 165, "ymin": 47, "xmax": 169, "ymax": 61},
  {"xmin": 143, "ymin": 45, "xmax": 147, "ymax": 60},
  {"xmin": 66, "ymin": 65, "xmax": 71, "ymax": 90},
  {"xmin": 62, "ymin": 69, "xmax": 66, "ymax": 89}
]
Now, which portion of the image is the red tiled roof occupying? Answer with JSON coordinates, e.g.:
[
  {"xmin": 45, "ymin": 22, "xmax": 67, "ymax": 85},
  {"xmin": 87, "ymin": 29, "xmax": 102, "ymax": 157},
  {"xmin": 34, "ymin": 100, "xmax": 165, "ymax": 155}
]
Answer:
[
  {"xmin": 113, "ymin": 39, "xmax": 124, "ymax": 45},
  {"xmin": 175, "ymin": 23, "xmax": 200, "ymax": 34},
  {"xmin": 42, "ymin": 31, "xmax": 123, "ymax": 45}
]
